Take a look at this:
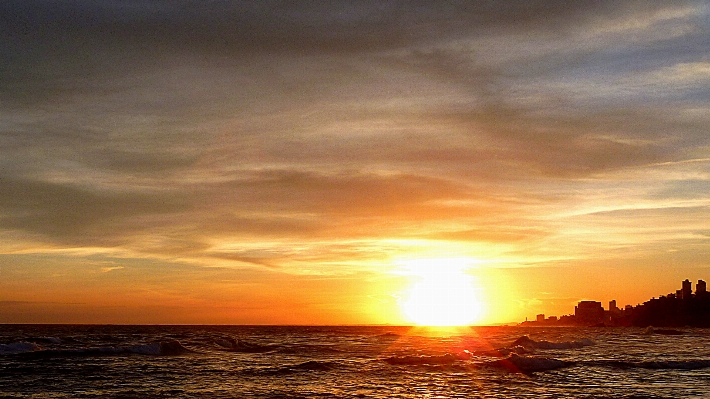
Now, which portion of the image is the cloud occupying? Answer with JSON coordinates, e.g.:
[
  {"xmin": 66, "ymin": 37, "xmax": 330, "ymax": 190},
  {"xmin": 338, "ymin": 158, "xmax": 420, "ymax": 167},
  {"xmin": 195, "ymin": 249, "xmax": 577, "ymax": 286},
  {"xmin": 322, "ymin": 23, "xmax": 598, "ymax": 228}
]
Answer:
[
  {"xmin": 0, "ymin": 1, "xmax": 708, "ymax": 301},
  {"xmin": 428, "ymin": 227, "xmax": 552, "ymax": 244},
  {"xmin": 0, "ymin": 300, "xmax": 85, "ymax": 306},
  {"xmin": 0, "ymin": 176, "xmax": 190, "ymax": 246},
  {"xmin": 6, "ymin": 1, "xmax": 690, "ymax": 55},
  {"xmin": 100, "ymin": 266, "xmax": 124, "ymax": 273}
]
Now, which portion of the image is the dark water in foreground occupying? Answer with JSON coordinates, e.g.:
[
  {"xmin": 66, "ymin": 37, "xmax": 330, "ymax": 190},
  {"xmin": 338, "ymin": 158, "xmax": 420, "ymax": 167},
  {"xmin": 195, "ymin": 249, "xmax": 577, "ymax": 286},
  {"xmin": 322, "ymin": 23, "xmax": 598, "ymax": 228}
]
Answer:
[{"xmin": 1, "ymin": 325, "xmax": 710, "ymax": 398}]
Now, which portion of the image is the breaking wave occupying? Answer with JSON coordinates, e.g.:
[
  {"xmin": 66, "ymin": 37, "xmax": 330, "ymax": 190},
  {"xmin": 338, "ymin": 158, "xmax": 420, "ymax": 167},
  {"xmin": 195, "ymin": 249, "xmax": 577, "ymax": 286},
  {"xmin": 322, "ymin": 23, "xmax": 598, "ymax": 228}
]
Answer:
[
  {"xmin": 0, "ymin": 342, "xmax": 42, "ymax": 355},
  {"xmin": 642, "ymin": 327, "xmax": 685, "ymax": 335},
  {"xmin": 214, "ymin": 337, "xmax": 279, "ymax": 353},
  {"xmin": 490, "ymin": 353, "xmax": 573, "ymax": 372},
  {"xmin": 10, "ymin": 340, "xmax": 192, "ymax": 358},
  {"xmin": 376, "ymin": 332, "xmax": 401, "ymax": 339},
  {"xmin": 24, "ymin": 337, "xmax": 62, "ymax": 345},
  {"xmin": 488, "ymin": 346, "xmax": 530, "ymax": 356},
  {"xmin": 511, "ymin": 335, "xmax": 595, "ymax": 349}
]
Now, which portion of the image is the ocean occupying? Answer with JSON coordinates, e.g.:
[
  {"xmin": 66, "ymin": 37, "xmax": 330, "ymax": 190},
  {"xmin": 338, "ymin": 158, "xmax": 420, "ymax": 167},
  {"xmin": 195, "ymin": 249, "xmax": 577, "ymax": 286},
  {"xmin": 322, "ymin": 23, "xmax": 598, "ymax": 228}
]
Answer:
[{"xmin": 1, "ymin": 325, "xmax": 709, "ymax": 398}]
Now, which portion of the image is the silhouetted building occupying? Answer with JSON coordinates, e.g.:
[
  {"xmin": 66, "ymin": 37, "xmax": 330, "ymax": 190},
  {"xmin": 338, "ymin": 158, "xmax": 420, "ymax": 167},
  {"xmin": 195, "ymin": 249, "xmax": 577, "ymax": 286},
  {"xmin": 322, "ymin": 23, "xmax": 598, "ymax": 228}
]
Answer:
[
  {"xmin": 682, "ymin": 279, "xmax": 692, "ymax": 299},
  {"xmin": 609, "ymin": 300, "xmax": 618, "ymax": 313},
  {"xmin": 522, "ymin": 278, "xmax": 710, "ymax": 327},
  {"xmin": 631, "ymin": 279, "xmax": 710, "ymax": 327},
  {"xmin": 575, "ymin": 301, "xmax": 605, "ymax": 325}
]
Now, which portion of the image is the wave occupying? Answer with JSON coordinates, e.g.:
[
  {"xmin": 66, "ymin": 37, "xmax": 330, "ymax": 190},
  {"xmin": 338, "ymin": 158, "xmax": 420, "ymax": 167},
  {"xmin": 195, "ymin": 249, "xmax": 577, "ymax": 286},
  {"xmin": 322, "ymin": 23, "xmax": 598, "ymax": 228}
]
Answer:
[
  {"xmin": 383, "ymin": 351, "xmax": 572, "ymax": 373},
  {"xmin": 14, "ymin": 340, "xmax": 192, "ymax": 358},
  {"xmin": 276, "ymin": 344, "xmax": 345, "ymax": 355},
  {"xmin": 24, "ymin": 336, "xmax": 62, "ymax": 345},
  {"xmin": 376, "ymin": 332, "xmax": 401, "ymax": 338},
  {"xmin": 593, "ymin": 359, "xmax": 710, "ymax": 370},
  {"xmin": 384, "ymin": 351, "xmax": 472, "ymax": 365},
  {"xmin": 125, "ymin": 340, "xmax": 192, "ymax": 355},
  {"xmin": 249, "ymin": 360, "xmax": 337, "ymax": 375},
  {"xmin": 642, "ymin": 327, "xmax": 685, "ymax": 335},
  {"xmin": 214, "ymin": 337, "xmax": 279, "ymax": 353},
  {"xmin": 383, "ymin": 349, "xmax": 710, "ymax": 373},
  {"xmin": 288, "ymin": 360, "xmax": 334, "ymax": 371},
  {"xmin": 512, "ymin": 335, "xmax": 594, "ymax": 350},
  {"xmin": 489, "ymin": 346, "xmax": 530, "ymax": 356},
  {"xmin": 489, "ymin": 353, "xmax": 573, "ymax": 373},
  {"xmin": 489, "ymin": 355, "xmax": 710, "ymax": 372},
  {"xmin": 0, "ymin": 342, "xmax": 42, "ymax": 355}
]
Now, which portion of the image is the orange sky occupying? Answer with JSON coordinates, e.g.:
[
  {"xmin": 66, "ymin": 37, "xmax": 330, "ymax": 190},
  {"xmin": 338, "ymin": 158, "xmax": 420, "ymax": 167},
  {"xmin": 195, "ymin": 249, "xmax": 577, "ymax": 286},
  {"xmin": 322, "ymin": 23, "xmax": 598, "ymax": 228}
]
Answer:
[{"xmin": 1, "ymin": 1, "xmax": 709, "ymax": 325}]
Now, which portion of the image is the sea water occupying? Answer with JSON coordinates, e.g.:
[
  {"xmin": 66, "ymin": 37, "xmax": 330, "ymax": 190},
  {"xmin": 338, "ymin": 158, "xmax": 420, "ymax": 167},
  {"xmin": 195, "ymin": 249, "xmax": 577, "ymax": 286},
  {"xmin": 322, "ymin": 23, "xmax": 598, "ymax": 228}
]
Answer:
[{"xmin": 1, "ymin": 325, "xmax": 710, "ymax": 398}]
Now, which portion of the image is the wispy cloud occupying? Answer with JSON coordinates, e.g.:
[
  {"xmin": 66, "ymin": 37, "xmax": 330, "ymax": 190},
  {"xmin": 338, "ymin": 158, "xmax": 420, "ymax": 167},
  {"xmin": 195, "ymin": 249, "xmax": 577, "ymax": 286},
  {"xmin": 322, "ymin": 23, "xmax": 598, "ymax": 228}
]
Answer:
[
  {"xmin": 1, "ymin": 1, "xmax": 709, "ymax": 323},
  {"xmin": 100, "ymin": 266, "xmax": 124, "ymax": 273}
]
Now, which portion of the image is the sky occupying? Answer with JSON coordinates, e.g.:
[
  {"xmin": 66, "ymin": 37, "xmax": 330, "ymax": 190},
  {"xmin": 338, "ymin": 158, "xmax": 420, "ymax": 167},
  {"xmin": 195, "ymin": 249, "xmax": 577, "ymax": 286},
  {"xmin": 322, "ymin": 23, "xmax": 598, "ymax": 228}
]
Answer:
[{"xmin": 1, "ymin": 1, "xmax": 709, "ymax": 325}]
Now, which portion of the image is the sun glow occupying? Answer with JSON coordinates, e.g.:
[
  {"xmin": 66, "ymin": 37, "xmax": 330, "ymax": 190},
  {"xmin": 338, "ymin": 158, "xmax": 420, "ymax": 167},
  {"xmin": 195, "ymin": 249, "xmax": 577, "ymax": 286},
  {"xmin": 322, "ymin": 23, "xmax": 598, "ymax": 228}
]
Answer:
[{"xmin": 400, "ymin": 258, "xmax": 485, "ymax": 326}]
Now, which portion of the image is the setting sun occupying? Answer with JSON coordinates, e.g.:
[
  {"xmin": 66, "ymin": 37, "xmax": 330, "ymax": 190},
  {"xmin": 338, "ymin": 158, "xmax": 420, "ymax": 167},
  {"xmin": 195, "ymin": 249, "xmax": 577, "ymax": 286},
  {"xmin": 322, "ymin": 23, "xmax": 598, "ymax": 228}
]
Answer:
[{"xmin": 400, "ymin": 258, "xmax": 485, "ymax": 326}]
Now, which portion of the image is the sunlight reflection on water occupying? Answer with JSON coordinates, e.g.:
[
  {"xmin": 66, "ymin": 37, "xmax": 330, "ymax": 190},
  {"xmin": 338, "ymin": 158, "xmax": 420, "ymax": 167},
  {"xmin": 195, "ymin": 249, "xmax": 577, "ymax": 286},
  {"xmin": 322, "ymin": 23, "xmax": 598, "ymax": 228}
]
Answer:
[{"xmin": 1, "ymin": 325, "xmax": 710, "ymax": 398}]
